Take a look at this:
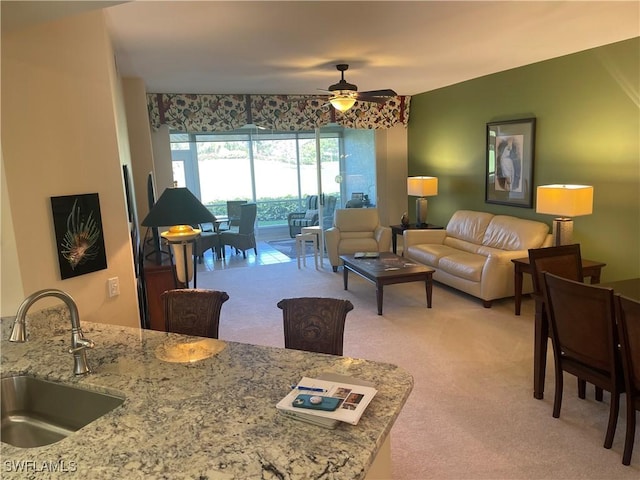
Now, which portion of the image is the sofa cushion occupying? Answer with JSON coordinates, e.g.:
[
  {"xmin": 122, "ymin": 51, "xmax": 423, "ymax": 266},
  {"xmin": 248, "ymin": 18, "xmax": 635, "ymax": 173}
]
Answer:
[
  {"xmin": 438, "ymin": 252, "xmax": 486, "ymax": 282},
  {"xmin": 339, "ymin": 238, "xmax": 379, "ymax": 253},
  {"xmin": 443, "ymin": 237, "xmax": 482, "ymax": 255},
  {"xmin": 482, "ymin": 215, "xmax": 550, "ymax": 250},
  {"xmin": 446, "ymin": 210, "xmax": 494, "ymax": 244},
  {"xmin": 406, "ymin": 244, "xmax": 459, "ymax": 267}
]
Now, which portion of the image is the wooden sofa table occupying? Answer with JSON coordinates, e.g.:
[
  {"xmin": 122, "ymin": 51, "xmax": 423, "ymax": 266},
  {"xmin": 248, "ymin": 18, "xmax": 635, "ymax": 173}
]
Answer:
[{"xmin": 341, "ymin": 252, "xmax": 434, "ymax": 315}]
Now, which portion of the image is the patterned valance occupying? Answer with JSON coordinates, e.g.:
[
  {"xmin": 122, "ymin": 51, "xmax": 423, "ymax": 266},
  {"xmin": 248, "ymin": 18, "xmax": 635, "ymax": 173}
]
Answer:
[{"xmin": 147, "ymin": 93, "xmax": 410, "ymax": 132}]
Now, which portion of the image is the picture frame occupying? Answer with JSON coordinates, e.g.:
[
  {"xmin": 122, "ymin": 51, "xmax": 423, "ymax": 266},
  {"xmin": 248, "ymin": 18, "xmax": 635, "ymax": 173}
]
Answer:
[
  {"xmin": 51, "ymin": 193, "xmax": 108, "ymax": 279},
  {"xmin": 485, "ymin": 118, "xmax": 536, "ymax": 208}
]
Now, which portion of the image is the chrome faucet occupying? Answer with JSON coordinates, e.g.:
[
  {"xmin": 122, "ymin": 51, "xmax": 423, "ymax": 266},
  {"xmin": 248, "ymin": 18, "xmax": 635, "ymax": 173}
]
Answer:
[{"xmin": 9, "ymin": 289, "xmax": 95, "ymax": 375}]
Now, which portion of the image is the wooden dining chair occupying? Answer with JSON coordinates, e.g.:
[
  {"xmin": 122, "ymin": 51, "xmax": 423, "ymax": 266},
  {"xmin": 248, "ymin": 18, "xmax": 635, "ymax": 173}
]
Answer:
[
  {"xmin": 614, "ymin": 294, "xmax": 640, "ymax": 465},
  {"xmin": 277, "ymin": 297, "xmax": 354, "ymax": 355},
  {"xmin": 528, "ymin": 244, "xmax": 595, "ymax": 398},
  {"xmin": 162, "ymin": 289, "xmax": 229, "ymax": 338},
  {"xmin": 542, "ymin": 272, "xmax": 623, "ymax": 449}
]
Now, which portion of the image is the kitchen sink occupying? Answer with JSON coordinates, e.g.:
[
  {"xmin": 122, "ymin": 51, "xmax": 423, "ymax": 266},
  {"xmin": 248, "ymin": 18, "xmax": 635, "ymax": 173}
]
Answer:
[{"xmin": 1, "ymin": 375, "xmax": 124, "ymax": 448}]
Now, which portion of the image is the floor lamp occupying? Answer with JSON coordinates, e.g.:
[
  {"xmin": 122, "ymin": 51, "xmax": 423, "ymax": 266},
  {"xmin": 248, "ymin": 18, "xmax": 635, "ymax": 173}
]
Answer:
[
  {"xmin": 141, "ymin": 186, "xmax": 216, "ymax": 288},
  {"xmin": 536, "ymin": 184, "xmax": 594, "ymax": 246},
  {"xmin": 407, "ymin": 176, "xmax": 438, "ymax": 227}
]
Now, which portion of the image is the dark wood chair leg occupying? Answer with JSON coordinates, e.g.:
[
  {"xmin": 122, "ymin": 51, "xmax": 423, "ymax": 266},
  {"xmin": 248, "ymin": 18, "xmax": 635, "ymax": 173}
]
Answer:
[
  {"xmin": 622, "ymin": 399, "xmax": 636, "ymax": 465},
  {"xmin": 595, "ymin": 386, "xmax": 603, "ymax": 401},
  {"xmin": 553, "ymin": 358, "xmax": 564, "ymax": 418},
  {"xmin": 604, "ymin": 391, "xmax": 620, "ymax": 449},
  {"xmin": 578, "ymin": 378, "xmax": 586, "ymax": 399}
]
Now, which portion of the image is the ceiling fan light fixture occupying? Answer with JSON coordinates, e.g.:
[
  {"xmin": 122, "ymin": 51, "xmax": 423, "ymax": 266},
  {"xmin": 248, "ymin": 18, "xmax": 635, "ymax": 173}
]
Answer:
[{"xmin": 329, "ymin": 95, "xmax": 356, "ymax": 112}]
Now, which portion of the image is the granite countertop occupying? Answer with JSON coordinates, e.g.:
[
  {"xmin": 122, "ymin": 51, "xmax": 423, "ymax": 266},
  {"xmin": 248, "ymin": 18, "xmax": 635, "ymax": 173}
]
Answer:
[{"xmin": 0, "ymin": 307, "xmax": 413, "ymax": 479}]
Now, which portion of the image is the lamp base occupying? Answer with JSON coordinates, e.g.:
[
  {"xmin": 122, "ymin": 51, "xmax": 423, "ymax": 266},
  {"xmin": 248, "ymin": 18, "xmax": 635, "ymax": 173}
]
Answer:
[
  {"xmin": 552, "ymin": 218, "xmax": 573, "ymax": 246},
  {"xmin": 162, "ymin": 227, "xmax": 201, "ymax": 287},
  {"xmin": 415, "ymin": 197, "xmax": 428, "ymax": 227}
]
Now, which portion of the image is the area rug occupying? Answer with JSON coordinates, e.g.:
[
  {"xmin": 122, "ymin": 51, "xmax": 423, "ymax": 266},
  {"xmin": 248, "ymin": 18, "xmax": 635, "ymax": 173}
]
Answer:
[{"xmin": 267, "ymin": 239, "xmax": 316, "ymax": 259}]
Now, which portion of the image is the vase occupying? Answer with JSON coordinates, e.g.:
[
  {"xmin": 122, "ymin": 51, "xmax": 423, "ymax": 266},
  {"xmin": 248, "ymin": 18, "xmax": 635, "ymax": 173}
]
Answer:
[{"xmin": 400, "ymin": 212, "xmax": 410, "ymax": 227}]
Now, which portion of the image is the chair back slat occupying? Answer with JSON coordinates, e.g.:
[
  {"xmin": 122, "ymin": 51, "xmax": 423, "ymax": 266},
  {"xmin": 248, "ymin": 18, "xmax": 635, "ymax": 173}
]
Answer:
[
  {"xmin": 543, "ymin": 272, "xmax": 617, "ymax": 374},
  {"xmin": 616, "ymin": 294, "xmax": 640, "ymax": 392},
  {"xmin": 162, "ymin": 289, "xmax": 229, "ymax": 338},
  {"xmin": 277, "ymin": 297, "xmax": 353, "ymax": 356},
  {"xmin": 528, "ymin": 244, "xmax": 583, "ymax": 296}
]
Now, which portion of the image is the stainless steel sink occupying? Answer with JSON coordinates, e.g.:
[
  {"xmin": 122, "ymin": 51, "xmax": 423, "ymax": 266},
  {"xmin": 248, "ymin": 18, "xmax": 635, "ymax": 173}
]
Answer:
[{"xmin": 1, "ymin": 375, "xmax": 124, "ymax": 448}]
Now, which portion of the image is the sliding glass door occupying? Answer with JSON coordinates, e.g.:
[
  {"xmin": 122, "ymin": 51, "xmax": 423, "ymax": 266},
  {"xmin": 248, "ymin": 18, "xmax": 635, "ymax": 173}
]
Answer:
[{"xmin": 168, "ymin": 127, "xmax": 375, "ymax": 233}]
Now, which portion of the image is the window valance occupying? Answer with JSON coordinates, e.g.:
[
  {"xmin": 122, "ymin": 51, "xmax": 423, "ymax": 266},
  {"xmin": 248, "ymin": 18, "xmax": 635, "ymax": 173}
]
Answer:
[{"xmin": 147, "ymin": 93, "xmax": 410, "ymax": 132}]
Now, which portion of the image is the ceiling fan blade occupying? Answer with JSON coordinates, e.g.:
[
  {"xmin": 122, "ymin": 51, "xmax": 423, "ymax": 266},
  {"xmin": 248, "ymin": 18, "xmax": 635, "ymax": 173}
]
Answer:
[{"xmin": 358, "ymin": 89, "xmax": 397, "ymax": 98}]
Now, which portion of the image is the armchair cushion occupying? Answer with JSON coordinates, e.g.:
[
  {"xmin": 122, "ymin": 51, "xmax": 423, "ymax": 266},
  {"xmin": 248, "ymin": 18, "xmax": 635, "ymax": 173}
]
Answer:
[
  {"xmin": 325, "ymin": 209, "xmax": 391, "ymax": 271},
  {"xmin": 304, "ymin": 209, "xmax": 318, "ymax": 220}
]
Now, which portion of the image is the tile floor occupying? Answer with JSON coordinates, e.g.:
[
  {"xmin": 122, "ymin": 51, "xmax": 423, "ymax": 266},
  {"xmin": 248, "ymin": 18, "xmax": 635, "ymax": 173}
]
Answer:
[{"xmin": 196, "ymin": 239, "xmax": 295, "ymax": 272}]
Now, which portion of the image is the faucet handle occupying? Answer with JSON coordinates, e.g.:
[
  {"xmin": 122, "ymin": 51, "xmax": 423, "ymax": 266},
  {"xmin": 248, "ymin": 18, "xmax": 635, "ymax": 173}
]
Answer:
[{"xmin": 68, "ymin": 338, "xmax": 95, "ymax": 354}]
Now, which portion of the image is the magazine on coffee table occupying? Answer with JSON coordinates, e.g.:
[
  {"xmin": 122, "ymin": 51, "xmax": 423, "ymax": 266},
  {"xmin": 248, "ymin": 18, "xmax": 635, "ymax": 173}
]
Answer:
[
  {"xmin": 354, "ymin": 252, "xmax": 379, "ymax": 258},
  {"xmin": 276, "ymin": 374, "xmax": 377, "ymax": 426}
]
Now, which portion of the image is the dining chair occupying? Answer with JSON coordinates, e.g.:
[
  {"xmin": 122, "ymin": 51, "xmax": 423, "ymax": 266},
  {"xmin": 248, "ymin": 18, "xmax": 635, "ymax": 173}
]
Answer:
[
  {"xmin": 220, "ymin": 203, "xmax": 257, "ymax": 258},
  {"xmin": 528, "ymin": 244, "xmax": 598, "ymax": 399},
  {"xmin": 226, "ymin": 200, "xmax": 247, "ymax": 229},
  {"xmin": 614, "ymin": 294, "xmax": 640, "ymax": 465},
  {"xmin": 277, "ymin": 297, "xmax": 354, "ymax": 355},
  {"xmin": 542, "ymin": 272, "xmax": 623, "ymax": 449},
  {"xmin": 194, "ymin": 223, "xmax": 222, "ymax": 263},
  {"xmin": 161, "ymin": 289, "xmax": 229, "ymax": 338}
]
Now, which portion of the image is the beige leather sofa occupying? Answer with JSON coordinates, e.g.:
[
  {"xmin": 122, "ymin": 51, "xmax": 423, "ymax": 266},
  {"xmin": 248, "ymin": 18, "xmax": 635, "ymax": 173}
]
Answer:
[
  {"xmin": 403, "ymin": 210, "xmax": 552, "ymax": 307},
  {"xmin": 325, "ymin": 208, "xmax": 392, "ymax": 272}
]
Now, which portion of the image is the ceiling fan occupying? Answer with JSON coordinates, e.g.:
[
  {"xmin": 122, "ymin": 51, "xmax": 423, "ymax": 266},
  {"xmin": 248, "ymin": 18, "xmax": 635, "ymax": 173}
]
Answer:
[{"xmin": 321, "ymin": 64, "xmax": 397, "ymax": 112}]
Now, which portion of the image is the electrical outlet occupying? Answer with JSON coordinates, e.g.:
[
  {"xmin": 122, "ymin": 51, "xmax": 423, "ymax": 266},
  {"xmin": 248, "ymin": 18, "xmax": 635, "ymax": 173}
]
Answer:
[{"xmin": 108, "ymin": 277, "xmax": 120, "ymax": 297}]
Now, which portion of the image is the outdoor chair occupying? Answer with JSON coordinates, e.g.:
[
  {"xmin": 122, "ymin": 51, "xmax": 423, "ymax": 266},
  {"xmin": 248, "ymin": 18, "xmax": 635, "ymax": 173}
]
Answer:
[{"xmin": 220, "ymin": 203, "xmax": 257, "ymax": 258}]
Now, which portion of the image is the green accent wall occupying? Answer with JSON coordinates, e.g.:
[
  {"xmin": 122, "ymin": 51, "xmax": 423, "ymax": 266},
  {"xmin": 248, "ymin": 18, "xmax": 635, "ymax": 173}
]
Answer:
[{"xmin": 408, "ymin": 37, "xmax": 639, "ymax": 282}]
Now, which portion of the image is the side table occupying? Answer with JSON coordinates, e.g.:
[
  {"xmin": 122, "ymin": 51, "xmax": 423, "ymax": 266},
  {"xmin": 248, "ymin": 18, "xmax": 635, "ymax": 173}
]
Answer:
[{"xmin": 390, "ymin": 224, "xmax": 443, "ymax": 254}]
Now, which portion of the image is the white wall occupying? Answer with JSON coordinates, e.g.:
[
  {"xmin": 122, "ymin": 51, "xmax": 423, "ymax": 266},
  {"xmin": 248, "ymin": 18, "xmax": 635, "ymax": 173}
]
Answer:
[{"xmin": 1, "ymin": 11, "xmax": 139, "ymax": 326}]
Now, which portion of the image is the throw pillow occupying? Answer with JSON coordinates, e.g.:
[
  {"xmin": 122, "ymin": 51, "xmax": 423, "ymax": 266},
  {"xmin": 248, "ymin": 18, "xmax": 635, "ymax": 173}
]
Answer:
[{"xmin": 304, "ymin": 209, "xmax": 318, "ymax": 220}]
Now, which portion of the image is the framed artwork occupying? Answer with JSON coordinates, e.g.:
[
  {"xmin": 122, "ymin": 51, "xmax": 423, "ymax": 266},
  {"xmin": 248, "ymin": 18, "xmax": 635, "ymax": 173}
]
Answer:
[
  {"xmin": 485, "ymin": 118, "xmax": 536, "ymax": 208},
  {"xmin": 51, "ymin": 193, "xmax": 108, "ymax": 279}
]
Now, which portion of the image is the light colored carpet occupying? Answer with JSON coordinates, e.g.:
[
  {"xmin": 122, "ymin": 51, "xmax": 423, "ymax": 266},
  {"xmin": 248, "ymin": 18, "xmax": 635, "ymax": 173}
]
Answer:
[{"xmin": 197, "ymin": 261, "xmax": 638, "ymax": 479}]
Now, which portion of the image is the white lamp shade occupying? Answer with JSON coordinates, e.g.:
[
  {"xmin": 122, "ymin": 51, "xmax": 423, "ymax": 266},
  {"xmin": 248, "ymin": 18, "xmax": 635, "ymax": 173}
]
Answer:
[
  {"xmin": 536, "ymin": 185, "xmax": 594, "ymax": 217},
  {"xmin": 407, "ymin": 176, "xmax": 438, "ymax": 197}
]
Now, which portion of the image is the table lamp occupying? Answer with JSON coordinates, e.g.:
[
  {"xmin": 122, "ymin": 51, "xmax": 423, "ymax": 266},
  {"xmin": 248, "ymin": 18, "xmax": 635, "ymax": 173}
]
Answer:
[
  {"xmin": 141, "ymin": 186, "xmax": 215, "ymax": 287},
  {"xmin": 536, "ymin": 184, "xmax": 593, "ymax": 246},
  {"xmin": 407, "ymin": 176, "xmax": 438, "ymax": 226}
]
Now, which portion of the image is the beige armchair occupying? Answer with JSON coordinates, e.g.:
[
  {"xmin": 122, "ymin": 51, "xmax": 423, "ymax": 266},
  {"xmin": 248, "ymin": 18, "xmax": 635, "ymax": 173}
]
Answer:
[{"xmin": 325, "ymin": 208, "xmax": 392, "ymax": 272}]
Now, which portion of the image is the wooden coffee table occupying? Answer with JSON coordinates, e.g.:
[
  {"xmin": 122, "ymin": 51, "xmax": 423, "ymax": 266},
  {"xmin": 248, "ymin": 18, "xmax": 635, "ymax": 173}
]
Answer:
[{"xmin": 340, "ymin": 252, "xmax": 434, "ymax": 315}]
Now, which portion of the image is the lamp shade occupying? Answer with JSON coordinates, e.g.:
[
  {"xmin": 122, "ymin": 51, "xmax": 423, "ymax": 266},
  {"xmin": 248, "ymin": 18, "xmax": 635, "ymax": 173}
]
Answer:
[
  {"xmin": 536, "ymin": 185, "xmax": 593, "ymax": 218},
  {"xmin": 407, "ymin": 176, "xmax": 438, "ymax": 197},
  {"xmin": 142, "ymin": 187, "xmax": 215, "ymax": 227},
  {"xmin": 329, "ymin": 94, "xmax": 357, "ymax": 112}
]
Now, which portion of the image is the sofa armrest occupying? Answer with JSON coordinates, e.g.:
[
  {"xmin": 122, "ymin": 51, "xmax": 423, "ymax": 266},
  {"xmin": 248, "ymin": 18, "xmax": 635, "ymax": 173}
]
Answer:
[
  {"xmin": 325, "ymin": 227, "xmax": 341, "ymax": 266},
  {"xmin": 374, "ymin": 225, "xmax": 392, "ymax": 252},
  {"xmin": 403, "ymin": 229, "xmax": 447, "ymax": 250}
]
